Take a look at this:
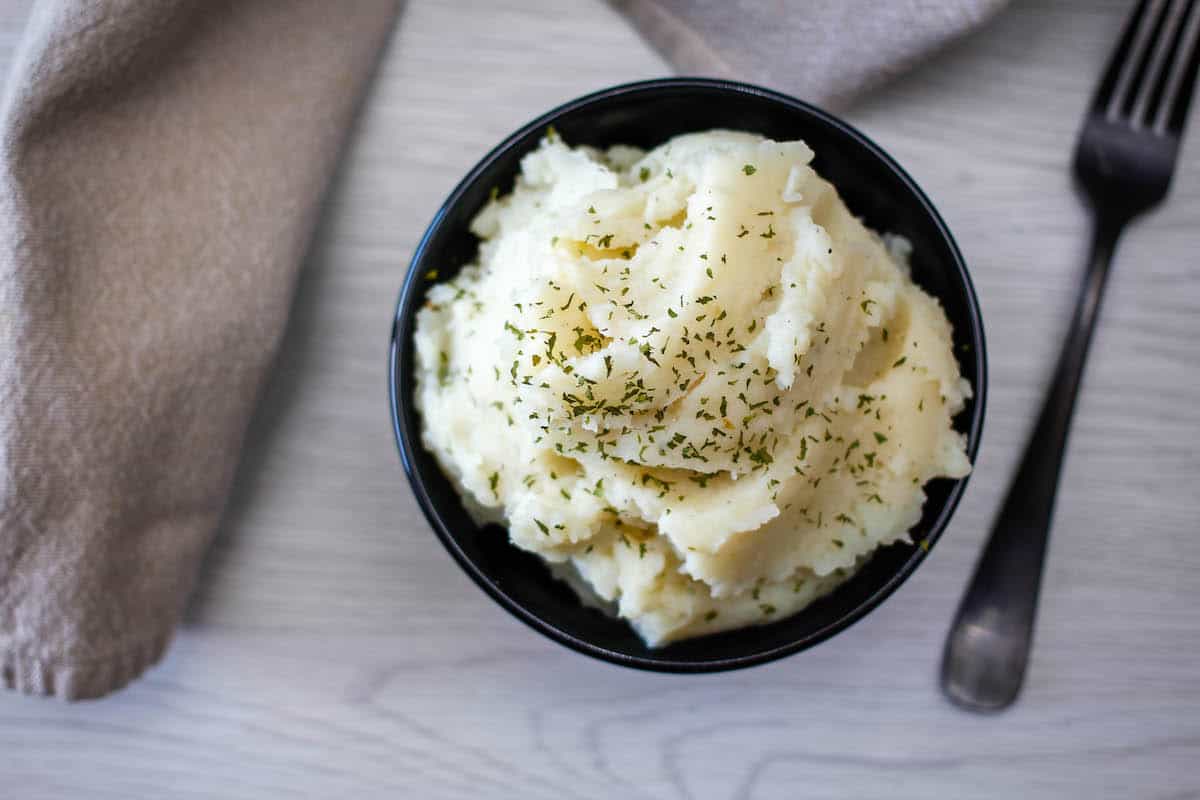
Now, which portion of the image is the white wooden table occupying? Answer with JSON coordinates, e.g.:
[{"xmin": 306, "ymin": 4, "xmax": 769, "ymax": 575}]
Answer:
[{"xmin": 2, "ymin": 1, "xmax": 1198, "ymax": 797}]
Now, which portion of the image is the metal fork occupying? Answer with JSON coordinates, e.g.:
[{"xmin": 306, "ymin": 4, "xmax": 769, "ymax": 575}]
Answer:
[{"xmin": 941, "ymin": 0, "xmax": 1200, "ymax": 712}]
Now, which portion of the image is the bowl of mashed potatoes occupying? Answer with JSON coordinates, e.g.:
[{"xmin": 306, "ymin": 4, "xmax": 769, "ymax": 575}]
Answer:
[{"xmin": 390, "ymin": 78, "xmax": 986, "ymax": 671}]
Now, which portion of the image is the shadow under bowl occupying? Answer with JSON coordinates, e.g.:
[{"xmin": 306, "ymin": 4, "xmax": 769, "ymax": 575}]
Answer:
[{"xmin": 389, "ymin": 78, "xmax": 987, "ymax": 672}]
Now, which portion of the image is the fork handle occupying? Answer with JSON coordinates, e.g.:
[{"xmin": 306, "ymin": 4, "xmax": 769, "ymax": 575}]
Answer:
[{"xmin": 941, "ymin": 216, "xmax": 1123, "ymax": 711}]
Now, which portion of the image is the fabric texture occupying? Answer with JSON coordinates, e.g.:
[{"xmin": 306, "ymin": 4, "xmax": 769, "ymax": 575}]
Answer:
[
  {"xmin": 0, "ymin": 0, "xmax": 399, "ymax": 700},
  {"xmin": 615, "ymin": 0, "xmax": 1010, "ymax": 110},
  {"xmin": 0, "ymin": 0, "xmax": 1003, "ymax": 701}
]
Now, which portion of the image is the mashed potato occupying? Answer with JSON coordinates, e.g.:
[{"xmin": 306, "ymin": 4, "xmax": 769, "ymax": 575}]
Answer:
[{"xmin": 414, "ymin": 130, "xmax": 971, "ymax": 645}]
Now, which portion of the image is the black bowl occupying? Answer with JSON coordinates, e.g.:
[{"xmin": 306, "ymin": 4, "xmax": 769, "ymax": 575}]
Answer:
[{"xmin": 389, "ymin": 78, "xmax": 987, "ymax": 672}]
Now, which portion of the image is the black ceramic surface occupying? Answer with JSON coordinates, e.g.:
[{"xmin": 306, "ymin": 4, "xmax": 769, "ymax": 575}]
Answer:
[{"xmin": 389, "ymin": 78, "xmax": 987, "ymax": 672}]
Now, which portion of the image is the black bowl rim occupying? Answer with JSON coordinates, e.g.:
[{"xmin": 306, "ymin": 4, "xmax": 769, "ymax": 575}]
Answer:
[{"xmin": 389, "ymin": 77, "xmax": 988, "ymax": 673}]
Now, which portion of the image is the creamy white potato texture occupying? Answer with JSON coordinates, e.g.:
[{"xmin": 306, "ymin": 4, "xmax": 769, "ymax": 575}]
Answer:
[{"xmin": 414, "ymin": 131, "xmax": 971, "ymax": 645}]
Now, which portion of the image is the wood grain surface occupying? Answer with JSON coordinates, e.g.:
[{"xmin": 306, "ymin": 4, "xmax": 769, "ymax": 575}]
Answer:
[{"xmin": 2, "ymin": 0, "xmax": 1198, "ymax": 797}]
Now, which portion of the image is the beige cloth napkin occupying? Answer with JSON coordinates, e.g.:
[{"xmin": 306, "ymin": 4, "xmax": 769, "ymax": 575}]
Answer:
[
  {"xmin": 0, "ymin": 0, "xmax": 400, "ymax": 700},
  {"xmin": 615, "ymin": 0, "xmax": 1010, "ymax": 110},
  {"xmin": 0, "ymin": 0, "xmax": 1004, "ymax": 701}
]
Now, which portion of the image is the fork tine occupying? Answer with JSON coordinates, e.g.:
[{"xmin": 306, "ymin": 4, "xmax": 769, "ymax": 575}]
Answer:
[
  {"xmin": 1155, "ymin": 0, "xmax": 1200, "ymax": 134},
  {"xmin": 1102, "ymin": 0, "xmax": 1167, "ymax": 119},
  {"xmin": 1131, "ymin": 0, "xmax": 1194, "ymax": 126},
  {"xmin": 1093, "ymin": 0, "xmax": 1155, "ymax": 114}
]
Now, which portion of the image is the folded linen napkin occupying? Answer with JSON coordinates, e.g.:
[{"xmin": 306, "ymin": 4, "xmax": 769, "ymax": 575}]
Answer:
[
  {"xmin": 0, "ymin": 0, "xmax": 1005, "ymax": 701},
  {"xmin": 0, "ymin": 0, "xmax": 401, "ymax": 700},
  {"xmin": 614, "ymin": 0, "xmax": 1010, "ymax": 111}
]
